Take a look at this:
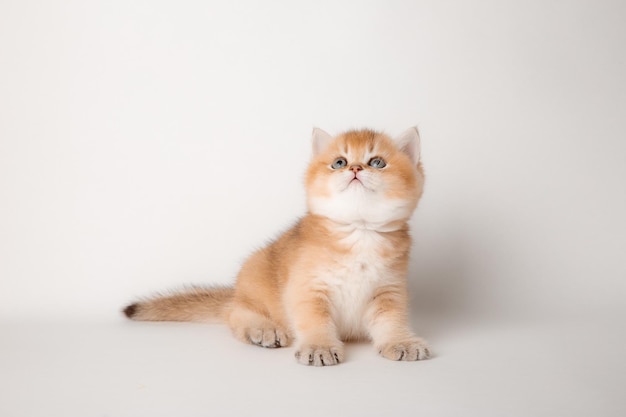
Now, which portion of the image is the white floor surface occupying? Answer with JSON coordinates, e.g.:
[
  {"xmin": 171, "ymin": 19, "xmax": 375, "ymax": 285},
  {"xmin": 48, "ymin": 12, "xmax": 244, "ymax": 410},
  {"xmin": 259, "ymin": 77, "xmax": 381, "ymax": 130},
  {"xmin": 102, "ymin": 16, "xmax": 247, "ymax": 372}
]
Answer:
[{"xmin": 2, "ymin": 314, "xmax": 623, "ymax": 417}]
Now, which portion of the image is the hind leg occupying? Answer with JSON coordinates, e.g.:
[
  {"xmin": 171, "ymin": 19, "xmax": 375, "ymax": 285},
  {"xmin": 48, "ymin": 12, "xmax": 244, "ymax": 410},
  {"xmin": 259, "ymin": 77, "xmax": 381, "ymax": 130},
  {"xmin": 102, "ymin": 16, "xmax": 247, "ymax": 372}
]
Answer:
[{"xmin": 228, "ymin": 305, "xmax": 291, "ymax": 348}]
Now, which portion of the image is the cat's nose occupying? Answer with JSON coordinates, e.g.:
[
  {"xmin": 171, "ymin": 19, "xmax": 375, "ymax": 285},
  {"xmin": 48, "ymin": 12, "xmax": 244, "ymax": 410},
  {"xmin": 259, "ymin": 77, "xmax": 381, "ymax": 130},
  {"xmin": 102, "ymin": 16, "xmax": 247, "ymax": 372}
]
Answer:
[{"xmin": 350, "ymin": 164, "xmax": 363, "ymax": 173}]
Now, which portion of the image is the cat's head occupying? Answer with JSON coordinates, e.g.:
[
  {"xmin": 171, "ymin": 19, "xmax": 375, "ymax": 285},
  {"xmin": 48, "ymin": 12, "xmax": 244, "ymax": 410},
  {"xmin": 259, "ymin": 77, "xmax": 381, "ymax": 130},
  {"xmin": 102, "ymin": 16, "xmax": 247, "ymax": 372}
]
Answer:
[{"xmin": 305, "ymin": 128, "xmax": 424, "ymax": 228}]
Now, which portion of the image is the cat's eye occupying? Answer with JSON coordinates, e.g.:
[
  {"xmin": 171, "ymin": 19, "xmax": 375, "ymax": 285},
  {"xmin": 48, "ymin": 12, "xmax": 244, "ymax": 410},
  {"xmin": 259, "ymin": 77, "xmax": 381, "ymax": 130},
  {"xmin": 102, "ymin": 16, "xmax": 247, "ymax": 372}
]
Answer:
[
  {"xmin": 368, "ymin": 157, "xmax": 386, "ymax": 169},
  {"xmin": 331, "ymin": 157, "xmax": 348, "ymax": 169}
]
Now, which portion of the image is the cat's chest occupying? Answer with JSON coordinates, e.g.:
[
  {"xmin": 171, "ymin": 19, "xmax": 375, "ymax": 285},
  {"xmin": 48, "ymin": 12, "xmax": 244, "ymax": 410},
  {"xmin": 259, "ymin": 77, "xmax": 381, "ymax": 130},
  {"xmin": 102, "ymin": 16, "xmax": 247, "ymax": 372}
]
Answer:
[
  {"xmin": 326, "ymin": 228, "xmax": 391, "ymax": 276},
  {"xmin": 319, "ymin": 229, "xmax": 395, "ymax": 339}
]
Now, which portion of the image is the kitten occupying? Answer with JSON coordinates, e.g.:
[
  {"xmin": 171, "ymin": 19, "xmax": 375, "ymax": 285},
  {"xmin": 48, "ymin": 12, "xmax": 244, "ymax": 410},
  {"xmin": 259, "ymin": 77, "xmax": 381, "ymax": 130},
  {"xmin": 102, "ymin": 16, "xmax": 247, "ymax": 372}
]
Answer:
[{"xmin": 123, "ymin": 127, "xmax": 430, "ymax": 366}]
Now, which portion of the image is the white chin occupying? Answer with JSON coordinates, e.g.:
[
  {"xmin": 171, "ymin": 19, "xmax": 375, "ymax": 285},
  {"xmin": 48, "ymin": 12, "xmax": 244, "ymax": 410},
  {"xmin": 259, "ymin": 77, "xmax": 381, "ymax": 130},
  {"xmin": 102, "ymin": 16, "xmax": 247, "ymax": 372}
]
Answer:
[{"xmin": 309, "ymin": 192, "xmax": 412, "ymax": 226}]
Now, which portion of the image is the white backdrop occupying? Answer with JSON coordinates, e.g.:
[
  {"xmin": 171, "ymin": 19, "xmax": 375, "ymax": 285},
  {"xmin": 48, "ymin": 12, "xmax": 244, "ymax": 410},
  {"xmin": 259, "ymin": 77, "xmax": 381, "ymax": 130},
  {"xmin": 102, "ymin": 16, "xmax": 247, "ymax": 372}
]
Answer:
[
  {"xmin": 1, "ymin": 0, "xmax": 625, "ymax": 324},
  {"xmin": 2, "ymin": 2, "xmax": 626, "ymax": 417}
]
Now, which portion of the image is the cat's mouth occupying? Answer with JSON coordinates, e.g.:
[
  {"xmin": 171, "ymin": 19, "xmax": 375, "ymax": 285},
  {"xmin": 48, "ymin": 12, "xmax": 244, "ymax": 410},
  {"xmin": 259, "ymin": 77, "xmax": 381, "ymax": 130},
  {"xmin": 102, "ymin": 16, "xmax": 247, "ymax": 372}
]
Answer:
[{"xmin": 346, "ymin": 175, "xmax": 372, "ymax": 191}]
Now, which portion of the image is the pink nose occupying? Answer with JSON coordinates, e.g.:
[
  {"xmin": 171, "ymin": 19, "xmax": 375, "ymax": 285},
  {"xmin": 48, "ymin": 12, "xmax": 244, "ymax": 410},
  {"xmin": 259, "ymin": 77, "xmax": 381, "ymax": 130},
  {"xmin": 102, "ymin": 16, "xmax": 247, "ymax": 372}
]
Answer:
[{"xmin": 350, "ymin": 164, "xmax": 363, "ymax": 173}]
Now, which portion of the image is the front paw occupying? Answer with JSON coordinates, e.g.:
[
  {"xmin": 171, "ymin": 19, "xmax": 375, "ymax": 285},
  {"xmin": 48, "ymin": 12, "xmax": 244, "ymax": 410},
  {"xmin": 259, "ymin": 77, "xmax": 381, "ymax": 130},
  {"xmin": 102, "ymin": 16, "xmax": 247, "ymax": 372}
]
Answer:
[
  {"xmin": 247, "ymin": 327, "xmax": 290, "ymax": 348},
  {"xmin": 295, "ymin": 344, "xmax": 344, "ymax": 366},
  {"xmin": 378, "ymin": 338, "xmax": 431, "ymax": 361}
]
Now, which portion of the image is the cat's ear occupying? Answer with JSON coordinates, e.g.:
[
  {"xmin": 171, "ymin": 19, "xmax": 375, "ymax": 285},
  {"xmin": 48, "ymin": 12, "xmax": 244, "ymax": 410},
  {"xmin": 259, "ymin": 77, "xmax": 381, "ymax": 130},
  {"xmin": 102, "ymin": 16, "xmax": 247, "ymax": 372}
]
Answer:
[
  {"xmin": 311, "ymin": 128, "xmax": 334, "ymax": 156},
  {"xmin": 394, "ymin": 127, "xmax": 421, "ymax": 164}
]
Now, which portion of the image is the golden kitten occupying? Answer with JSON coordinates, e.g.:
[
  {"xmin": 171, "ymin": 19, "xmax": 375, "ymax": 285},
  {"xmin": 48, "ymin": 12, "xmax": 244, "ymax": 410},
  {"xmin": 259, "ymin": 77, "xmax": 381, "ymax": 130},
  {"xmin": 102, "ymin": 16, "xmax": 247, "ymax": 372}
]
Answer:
[{"xmin": 123, "ymin": 127, "xmax": 430, "ymax": 366}]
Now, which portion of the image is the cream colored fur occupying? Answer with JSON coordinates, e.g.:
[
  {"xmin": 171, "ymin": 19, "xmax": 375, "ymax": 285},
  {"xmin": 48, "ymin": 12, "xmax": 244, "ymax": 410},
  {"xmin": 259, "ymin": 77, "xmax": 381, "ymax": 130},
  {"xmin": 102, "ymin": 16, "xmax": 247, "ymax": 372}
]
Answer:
[{"xmin": 124, "ymin": 127, "xmax": 430, "ymax": 366}]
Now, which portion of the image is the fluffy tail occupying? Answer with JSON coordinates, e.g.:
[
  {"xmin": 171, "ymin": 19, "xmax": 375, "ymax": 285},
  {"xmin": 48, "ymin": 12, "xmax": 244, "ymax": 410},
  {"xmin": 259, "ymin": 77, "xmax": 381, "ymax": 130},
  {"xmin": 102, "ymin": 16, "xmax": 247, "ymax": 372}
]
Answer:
[{"xmin": 123, "ymin": 286, "xmax": 234, "ymax": 323}]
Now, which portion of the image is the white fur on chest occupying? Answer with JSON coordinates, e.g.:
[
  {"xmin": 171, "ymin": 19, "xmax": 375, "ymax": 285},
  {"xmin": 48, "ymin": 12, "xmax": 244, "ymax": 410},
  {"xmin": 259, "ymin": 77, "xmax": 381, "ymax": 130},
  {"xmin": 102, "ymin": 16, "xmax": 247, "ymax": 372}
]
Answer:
[{"xmin": 316, "ymin": 228, "xmax": 394, "ymax": 340}]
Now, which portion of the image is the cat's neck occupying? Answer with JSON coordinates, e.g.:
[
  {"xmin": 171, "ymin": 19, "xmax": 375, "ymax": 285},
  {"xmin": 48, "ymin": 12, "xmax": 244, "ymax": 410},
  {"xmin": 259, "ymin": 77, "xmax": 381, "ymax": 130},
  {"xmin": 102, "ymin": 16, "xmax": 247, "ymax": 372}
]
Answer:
[{"xmin": 309, "ymin": 213, "xmax": 408, "ymax": 234}]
